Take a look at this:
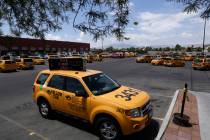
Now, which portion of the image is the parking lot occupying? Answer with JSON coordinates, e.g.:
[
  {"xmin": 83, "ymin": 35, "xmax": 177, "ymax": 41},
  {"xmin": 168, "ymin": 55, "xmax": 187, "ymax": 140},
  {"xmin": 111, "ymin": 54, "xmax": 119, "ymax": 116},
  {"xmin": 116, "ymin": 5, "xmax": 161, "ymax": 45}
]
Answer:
[{"xmin": 0, "ymin": 57, "xmax": 210, "ymax": 140}]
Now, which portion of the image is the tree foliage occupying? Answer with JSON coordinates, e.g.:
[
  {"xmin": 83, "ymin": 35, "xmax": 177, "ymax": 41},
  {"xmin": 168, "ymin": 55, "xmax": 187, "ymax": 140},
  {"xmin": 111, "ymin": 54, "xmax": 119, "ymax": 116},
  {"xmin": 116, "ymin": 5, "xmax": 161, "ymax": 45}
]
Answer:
[
  {"xmin": 175, "ymin": 44, "xmax": 182, "ymax": 51},
  {"xmin": 0, "ymin": 0, "xmax": 130, "ymax": 41},
  {"xmin": 168, "ymin": 0, "xmax": 210, "ymax": 18}
]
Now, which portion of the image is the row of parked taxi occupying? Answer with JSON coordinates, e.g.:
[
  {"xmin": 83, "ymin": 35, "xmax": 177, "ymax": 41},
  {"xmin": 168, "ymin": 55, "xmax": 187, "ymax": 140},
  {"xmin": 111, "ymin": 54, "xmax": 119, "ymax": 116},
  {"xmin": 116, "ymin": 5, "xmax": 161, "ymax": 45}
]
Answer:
[
  {"xmin": 136, "ymin": 54, "xmax": 210, "ymax": 70},
  {"xmin": 0, "ymin": 56, "xmax": 45, "ymax": 72}
]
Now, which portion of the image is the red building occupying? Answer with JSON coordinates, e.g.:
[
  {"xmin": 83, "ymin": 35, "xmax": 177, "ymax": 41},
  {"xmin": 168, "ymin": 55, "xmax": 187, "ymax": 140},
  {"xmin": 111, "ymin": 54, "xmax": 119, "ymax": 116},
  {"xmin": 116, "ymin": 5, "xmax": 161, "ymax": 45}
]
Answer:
[{"xmin": 0, "ymin": 36, "xmax": 90, "ymax": 55}]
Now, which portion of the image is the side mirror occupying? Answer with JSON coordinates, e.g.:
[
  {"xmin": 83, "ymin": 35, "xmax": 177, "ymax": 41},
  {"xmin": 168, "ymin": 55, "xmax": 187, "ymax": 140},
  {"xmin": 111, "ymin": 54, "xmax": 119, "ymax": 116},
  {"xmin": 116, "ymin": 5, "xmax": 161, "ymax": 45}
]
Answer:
[{"xmin": 75, "ymin": 90, "xmax": 88, "ymax": 97}]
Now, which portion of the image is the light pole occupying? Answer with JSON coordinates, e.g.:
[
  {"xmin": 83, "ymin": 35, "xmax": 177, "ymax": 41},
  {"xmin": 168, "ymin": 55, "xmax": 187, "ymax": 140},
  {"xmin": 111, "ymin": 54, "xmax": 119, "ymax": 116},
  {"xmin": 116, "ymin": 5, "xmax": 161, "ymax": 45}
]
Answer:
[
  {"xmin": 101, "ymin": 37, "xmax": 104, "ymax": 51},
  {"xmin": 202, "ymin": 18, "xmax": 207, "ymax": 55}
]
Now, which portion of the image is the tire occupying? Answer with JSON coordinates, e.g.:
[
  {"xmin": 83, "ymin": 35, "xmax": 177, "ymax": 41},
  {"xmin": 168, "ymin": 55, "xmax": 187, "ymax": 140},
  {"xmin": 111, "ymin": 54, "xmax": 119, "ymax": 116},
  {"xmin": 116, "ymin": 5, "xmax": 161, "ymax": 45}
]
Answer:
[
  {"xmin": 38, "ymin": 99, "xmax": 52, "ymax": 119},
  {"xmin": 94, "ymin": 117, "xmax": 122, "ymax": 140}
]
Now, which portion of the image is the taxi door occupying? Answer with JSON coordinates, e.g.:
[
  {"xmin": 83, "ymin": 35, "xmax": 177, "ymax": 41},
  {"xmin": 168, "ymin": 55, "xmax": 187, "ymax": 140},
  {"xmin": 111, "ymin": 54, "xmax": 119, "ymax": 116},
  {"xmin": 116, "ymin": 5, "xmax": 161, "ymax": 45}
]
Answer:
[
  {"xmin": 44, "ymin": 75, "xmax": 65, "ymax": 112},
  {"xmin": 62, "ymin": 77, "xmax": 89, "ymax": 119}
]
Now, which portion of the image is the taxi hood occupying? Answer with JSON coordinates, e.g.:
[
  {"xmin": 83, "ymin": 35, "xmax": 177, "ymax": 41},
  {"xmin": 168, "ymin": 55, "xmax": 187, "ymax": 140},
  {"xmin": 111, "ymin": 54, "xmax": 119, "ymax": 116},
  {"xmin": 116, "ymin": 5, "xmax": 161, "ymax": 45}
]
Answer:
[{"xmin": 99, "ymin": 86, "xmax": 150, "ymax": 109}]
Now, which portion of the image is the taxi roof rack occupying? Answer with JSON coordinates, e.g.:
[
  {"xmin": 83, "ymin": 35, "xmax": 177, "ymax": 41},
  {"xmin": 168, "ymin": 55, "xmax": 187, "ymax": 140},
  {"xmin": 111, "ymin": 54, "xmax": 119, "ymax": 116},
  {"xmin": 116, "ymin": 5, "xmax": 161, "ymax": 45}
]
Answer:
[{"xmin": 48, "ymin": 57, "xmax": 86, "ymax": 71}]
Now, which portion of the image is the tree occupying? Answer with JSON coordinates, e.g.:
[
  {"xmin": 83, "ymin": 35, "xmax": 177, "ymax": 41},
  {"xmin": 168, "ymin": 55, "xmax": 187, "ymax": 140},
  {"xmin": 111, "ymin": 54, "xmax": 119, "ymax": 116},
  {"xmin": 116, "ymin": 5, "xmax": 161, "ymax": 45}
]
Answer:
[
  {"xmin": 127, "ymin": 47, "xmax": 136, "ymax": 52},
  {"xmin": 186, "ymin": 46, "xmax": 193, "ymax": 52},
  {"xmin": 208, "ymin": 47, "xmax": 210, "ymax": 52},
  {"xmin": 168, "ymin": 0, "xmax": 210, "ymax": 18},
  {"xmin": 105, "ymin": 46, "xmax": 114, "ymax": 52},
  {"xmin": 163, "ymin": 47, "xmax": 171, "ymax": 51},
  {"xmin": 175, "ymin": 44, "xmax": 182, "ymax": 51},
  {"xmin": 0, "ymin": 0, "xmax": 130, "ymax": 41},
  {"xmin": 195, "ymin": 47, "xmax": 202, "ymax": 52}
]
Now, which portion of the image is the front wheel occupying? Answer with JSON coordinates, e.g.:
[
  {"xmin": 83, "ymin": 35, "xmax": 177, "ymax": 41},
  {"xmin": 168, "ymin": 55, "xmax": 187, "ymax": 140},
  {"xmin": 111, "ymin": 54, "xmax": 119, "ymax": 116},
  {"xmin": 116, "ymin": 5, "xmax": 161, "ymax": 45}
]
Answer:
[{"xmin": 95, "ymin": 117, "xmax": 122, "ymax": 140}]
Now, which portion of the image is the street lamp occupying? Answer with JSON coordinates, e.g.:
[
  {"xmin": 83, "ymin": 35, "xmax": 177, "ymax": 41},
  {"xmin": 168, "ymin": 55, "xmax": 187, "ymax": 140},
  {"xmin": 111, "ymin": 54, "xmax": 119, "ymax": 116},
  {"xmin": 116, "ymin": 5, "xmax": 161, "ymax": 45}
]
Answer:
[
  {"xmin": 101, "ymin": 37, "xmax": 104, "ymax": 51},
  {"xmin": 202, "ymin": 18, "xmax": 207, "ymax": 55}
]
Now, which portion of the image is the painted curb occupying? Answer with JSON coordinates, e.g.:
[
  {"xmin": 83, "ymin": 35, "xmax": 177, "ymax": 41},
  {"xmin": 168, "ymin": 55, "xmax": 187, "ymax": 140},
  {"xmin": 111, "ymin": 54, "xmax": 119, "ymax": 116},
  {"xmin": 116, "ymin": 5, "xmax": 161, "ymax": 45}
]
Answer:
[{"xmin": 155, "ymin": 89, "xmax": 179, "ymax": 140}]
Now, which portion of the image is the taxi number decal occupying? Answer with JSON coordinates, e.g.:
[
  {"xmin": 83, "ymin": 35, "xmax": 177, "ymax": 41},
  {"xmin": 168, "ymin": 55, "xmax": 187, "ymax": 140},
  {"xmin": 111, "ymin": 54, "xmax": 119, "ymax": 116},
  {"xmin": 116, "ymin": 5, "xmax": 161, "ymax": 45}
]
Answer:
[
  {"xmin": 47, "ymin": 90, "xmax": 62, "ymax": 100},
  {"xmin": 115, "ymin": 88, "xmax": 140, "ymax": 101}
]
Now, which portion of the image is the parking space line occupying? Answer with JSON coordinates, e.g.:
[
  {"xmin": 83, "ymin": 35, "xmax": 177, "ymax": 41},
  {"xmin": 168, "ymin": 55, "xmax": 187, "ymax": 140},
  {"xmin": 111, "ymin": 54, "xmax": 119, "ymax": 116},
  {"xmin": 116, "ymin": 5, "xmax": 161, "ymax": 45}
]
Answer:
[
  {"xmin": 152, "ymin": 117, "xmax": 164, "ymax": 121},
  {"xmin": 0, "ymin": 113, "xmax": 49, "ymax": 140}
]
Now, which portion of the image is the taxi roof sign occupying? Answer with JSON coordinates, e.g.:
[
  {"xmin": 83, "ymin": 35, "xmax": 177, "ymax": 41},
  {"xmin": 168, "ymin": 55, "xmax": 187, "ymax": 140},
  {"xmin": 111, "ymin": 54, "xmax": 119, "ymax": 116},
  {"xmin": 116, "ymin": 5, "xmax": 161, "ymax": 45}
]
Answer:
[{"xmin": 49, "ymin": 57, "xmax": 86, "ymax": 71}]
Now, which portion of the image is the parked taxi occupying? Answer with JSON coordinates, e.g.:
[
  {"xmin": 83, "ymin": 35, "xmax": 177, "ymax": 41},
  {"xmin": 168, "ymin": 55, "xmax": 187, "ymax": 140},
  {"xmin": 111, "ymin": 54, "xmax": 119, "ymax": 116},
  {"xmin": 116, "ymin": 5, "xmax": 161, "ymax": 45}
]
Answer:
[
  {"xmin": 0, "ymin": 60, "xmax": 17, "ymax": 72},
  {"xmin": 33, "ymin": 57, "xmax": 153, "ymax": 140},
  {"xmin": 16, "ymin": 58, "xmax": 34, "ymax": 70}
]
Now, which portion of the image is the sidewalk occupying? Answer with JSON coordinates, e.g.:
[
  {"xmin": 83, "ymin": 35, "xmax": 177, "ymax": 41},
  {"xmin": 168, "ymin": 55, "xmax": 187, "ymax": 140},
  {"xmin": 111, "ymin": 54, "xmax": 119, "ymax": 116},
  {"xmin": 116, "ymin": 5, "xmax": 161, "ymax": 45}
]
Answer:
[
  {"xmin": 162, "ymin": 90, "xmax": 201, "ymax": 140},
  {"xmin": 191, "ymin": 91, "xmax": 210, "ymax": 140}
]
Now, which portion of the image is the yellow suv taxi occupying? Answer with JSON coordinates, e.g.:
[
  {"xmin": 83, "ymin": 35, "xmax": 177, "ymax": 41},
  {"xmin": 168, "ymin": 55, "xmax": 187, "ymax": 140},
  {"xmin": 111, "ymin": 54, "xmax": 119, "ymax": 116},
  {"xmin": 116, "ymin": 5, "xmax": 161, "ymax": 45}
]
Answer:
[
  {"xmin": 29, "ymin": 56, "xmax": 45, "ymax": 65},
  {"xmin": 0, "ymin": 60, "xmax": 17, "ymax": 72},
  {"xmin": 85, "ymin": 54, "xmax": 93, "ymax": 63},
  {"xmin": 163, "ymin": 57, "xmax": 185, "ymax": 67},
  {"xmin": 151, "ymin": 57, "xmax": 164, "ymax": 65},
  {"xmin": 192, "ymin": 57, "xmax": 210, "ymax": 70},
  {"xmin": 184, "ymin": 55, "xmax": 194, "ymax": 61},
  {"xmin": 136, "ymin": 55, "xmax": 152, "ymax": 63},
  {"xmin": 93, "ymin": 54, "xmax": 103, "ymax": 61},
  {"xmin": 16, "ymin": 58, "xmax": 34, "ymax": 70},
  {"xmin": 33, "ymin": 58, "xmax": 152, "ymax": 140}
]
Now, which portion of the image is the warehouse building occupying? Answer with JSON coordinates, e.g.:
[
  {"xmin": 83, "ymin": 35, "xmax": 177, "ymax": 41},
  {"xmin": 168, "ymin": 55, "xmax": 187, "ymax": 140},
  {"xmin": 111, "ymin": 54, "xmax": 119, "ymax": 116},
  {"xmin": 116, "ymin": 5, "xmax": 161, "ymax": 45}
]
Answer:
[{"xmin": 0, "ymin": 36, "xmax": 90, "ymax": 55}]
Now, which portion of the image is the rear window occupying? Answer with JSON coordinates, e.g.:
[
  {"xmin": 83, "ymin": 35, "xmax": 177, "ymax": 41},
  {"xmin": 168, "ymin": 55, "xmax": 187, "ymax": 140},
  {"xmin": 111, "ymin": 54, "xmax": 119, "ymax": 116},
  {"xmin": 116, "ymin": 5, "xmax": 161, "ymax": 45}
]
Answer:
[
  {"xmin": 174, "ymin": 58, "xmax": 182, "ymax": 61},
  {"xmin": 24, "ymin": 58, "xmax": 33, "ymax": 62},
  {"xmin": 5, "ymin": 61, "xmax": 14, "ymax": 64},
  {"xmin": 36, "ymin": 73, "xmax": 49, "ymax": 85},
  {"xmin": 15, "ymin": 59, "xmax": 21, "ymax": 62}
]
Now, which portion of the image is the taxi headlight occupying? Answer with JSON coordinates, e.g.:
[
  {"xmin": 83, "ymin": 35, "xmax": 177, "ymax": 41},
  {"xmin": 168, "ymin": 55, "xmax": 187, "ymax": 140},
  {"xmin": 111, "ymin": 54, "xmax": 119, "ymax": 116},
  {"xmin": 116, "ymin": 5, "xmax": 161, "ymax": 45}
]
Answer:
[{"xmin": 125, "ymin": 108, "xmax": 141, "ymax": 117}]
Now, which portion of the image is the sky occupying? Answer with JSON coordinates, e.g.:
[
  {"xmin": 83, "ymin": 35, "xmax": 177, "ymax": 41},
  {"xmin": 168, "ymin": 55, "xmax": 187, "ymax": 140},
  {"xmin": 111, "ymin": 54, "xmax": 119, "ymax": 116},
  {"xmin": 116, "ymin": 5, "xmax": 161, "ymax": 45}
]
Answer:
[{"xmin": 2, "ymin": 0, "xmax": 210, "ymax": 48}]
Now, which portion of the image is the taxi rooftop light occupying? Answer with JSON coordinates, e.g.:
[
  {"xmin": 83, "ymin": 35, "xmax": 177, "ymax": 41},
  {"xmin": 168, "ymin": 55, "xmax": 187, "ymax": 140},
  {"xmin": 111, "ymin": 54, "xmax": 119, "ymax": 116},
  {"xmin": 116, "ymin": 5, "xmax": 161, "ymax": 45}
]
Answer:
[{"xmin": 48, "ymin": 57, "xmax": 86, "ymax": 71}]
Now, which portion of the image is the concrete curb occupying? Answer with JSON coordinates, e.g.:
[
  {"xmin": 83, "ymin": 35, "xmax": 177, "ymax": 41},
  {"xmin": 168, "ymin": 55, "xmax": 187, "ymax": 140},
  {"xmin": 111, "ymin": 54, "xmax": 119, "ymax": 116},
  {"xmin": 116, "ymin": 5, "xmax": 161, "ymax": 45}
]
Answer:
[{"xmin": 155, "ymin": 89, "xmax": 179, "ymax": 140}]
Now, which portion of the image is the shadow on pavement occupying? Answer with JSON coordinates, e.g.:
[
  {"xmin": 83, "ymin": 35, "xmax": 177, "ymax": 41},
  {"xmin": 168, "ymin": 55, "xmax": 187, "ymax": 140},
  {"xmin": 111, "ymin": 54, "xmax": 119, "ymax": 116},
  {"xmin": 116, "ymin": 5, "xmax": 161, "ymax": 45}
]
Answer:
[
  {"xmin": 123, "ymin": 119, "xmax": 160, "ymax": 140},
  {"xmin": 52, "ymin": 112, "xmax": 160, "ymax": 140}
]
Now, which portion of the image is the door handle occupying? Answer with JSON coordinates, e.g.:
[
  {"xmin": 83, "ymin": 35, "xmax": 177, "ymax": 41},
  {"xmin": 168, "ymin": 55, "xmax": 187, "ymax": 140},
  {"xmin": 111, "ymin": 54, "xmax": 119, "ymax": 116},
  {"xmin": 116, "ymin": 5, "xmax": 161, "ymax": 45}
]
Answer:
[{"xmin": 65, "ymin": 95, "xmax": 71, "ymax": 100}]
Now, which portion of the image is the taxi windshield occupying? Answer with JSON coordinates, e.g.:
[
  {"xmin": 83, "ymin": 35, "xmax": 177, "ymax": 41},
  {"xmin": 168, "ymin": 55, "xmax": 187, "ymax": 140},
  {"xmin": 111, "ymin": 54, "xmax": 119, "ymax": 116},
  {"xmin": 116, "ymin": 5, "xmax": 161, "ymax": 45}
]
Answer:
[{"xmin": 83, "ymin": 73, "xmax": 121, "ymax": 96}]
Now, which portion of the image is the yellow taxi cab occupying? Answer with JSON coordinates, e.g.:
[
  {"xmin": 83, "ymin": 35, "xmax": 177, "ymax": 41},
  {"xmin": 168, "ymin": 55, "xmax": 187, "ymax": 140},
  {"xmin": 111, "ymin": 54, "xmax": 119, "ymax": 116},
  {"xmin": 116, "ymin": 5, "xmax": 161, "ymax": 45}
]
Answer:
[
  {"xmin": 136, "ymin": 55, "xmax": 152, "ymax": 63},
  {"xmin": 163, "ymin": 57, "xmax": 185, "ymax": 67},
  {"xmin": 124, "ymin": 52, "xmax": 130, "ymax": 57},
  {"xmin": 192, "ymin": 57, "xmax": 210, "ymax": 70},
  {"xmin": 129, "ymin": 52, "xmax": 136, "ymax": 57},
  {"xmin": 84, "ymin": 54, "xmax": 93, "ymax": 63},
  {"xmin": 184, "ymin": 55, "xmax": 194, "ymax": 61},
  {"xmin": 92, "ymin": 54, "xmax": 103, "ymax": 61},
  {"xmin": 15, "ymin": 58, "xmax": 34, "ymax": 70},
  {"xmin": 100, "ymin": 52, "xmax": 111, "ymax": 58},
  {"xmin": 151, "ymin": 57, "xmax": 164, "ymax": 65},
  {"xmin": 0, "ymin": 60, "xmax": 17, "ymax": 72},
  {"xmin": 33, "ymin": 57, "xmax": 152, "ymax": 140},
  {"xmin": 29, "ymin": 56, "xmax": 45, "ymax": 65}
]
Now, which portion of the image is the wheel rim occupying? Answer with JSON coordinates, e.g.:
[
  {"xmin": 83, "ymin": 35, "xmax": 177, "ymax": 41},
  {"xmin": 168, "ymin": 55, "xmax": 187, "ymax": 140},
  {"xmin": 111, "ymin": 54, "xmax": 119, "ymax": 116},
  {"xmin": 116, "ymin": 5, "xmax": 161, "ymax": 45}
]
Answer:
[
  {"xmin": 40, "ymin": 103, "xmax": 48, "ymax": 116},
  {"xmin": 100, "ymin": 122, "xmax": 117, "ymax": 140}
]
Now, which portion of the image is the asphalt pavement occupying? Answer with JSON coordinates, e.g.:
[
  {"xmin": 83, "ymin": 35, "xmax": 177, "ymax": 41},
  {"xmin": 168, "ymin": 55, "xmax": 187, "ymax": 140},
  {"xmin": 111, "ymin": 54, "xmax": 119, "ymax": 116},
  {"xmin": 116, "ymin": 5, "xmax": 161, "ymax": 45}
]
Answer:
[{"xmin": 0, "ymin": 58, "xmax": 210, "ymax": 140}]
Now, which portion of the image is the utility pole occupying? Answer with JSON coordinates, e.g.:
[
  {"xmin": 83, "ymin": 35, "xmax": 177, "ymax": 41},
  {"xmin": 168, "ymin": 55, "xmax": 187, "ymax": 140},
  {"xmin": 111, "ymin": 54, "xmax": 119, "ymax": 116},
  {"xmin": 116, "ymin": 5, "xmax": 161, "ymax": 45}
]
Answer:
[
  {"xmin": 202, "ymin": 18, "xmax": 207, "ymax": 56},
  {"xmin": 101, "ymin": 37, "xmax": 104, "ymax": 51}
]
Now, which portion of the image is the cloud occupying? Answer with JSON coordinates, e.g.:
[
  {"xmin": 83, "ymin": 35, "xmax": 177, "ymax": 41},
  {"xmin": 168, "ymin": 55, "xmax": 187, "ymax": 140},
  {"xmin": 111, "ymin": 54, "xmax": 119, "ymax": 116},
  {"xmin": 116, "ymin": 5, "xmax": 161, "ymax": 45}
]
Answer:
[
  {"xmin": 80, "ymin": 31, "xmax": 84, "ymax": 38},
  {"xmin": 46, "ymin": 33, "xmax": 63, "ymax": 40},
  {"xmin": 129, "ymin": 2, "xmax": 134, "ymax": 8},
  {"xmin": 181, "ymin": 32, "xmax": 192, "ymax": 38},
  {"xmin": 137, "ymin": 12, "xmax": 197, "ymax": 34}
]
